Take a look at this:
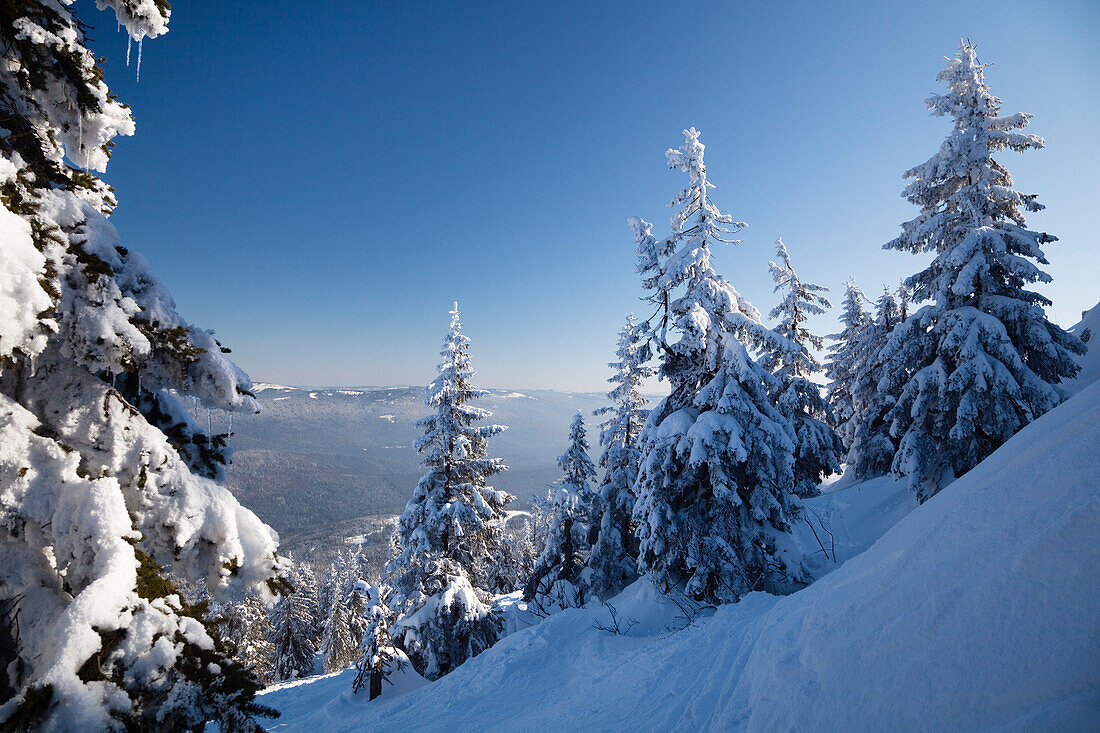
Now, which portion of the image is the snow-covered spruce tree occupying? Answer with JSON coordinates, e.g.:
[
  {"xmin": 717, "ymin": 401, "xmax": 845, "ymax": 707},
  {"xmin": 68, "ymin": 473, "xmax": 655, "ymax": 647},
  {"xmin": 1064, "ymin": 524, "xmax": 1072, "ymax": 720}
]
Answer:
[
  {"xmin": 0, "ymin": 3, "xmax": 285, "ymax": 729},
  {"xmin": 295, "ymin": 563, "xmax": 322, "ymax": 645},
  {"xmin": 631, "ymin": 128, "xmax": 803, "ymax": 605},
  {"xmin": 763, "ymin": 238, "xmax": 842, "ymax": 497},
  {"xmin": 587, "ymin": 315, "xmax": 652, "ymax": 601},
  {"xmin": 269, "ymin": 575, "xmax": 317, "ymax": 681},
  {"xmin": 385, "ymin": 303, "xmax": 511, "ymax": 680},
  {"xmin": 484, "ymin": 518, "xmax": 537, "ymax": 595},
  {"xmin": 845, "ymin": 287, "xmax": 907, "ymax": 480},
  {"xmin": 351, "ymin": 585, "xmax": 403, "ymax": 701},
  {"xmin": 825, "ymin": 278, "xmax": 871, "ymax": 448},
  {"xmin": 523, "ymin": 413, "xmax": 599, "ymax": 608},
  {"xmin": 319, "ymin": 589, "xmax": 358, "ymax": 673},
  {"xmin": 879, "ymin": 40, "xmax": 1084, "ymax": 502},
  {"xmin": 219, "ymin": 597, "xmax": 276, "ymax": 686}
]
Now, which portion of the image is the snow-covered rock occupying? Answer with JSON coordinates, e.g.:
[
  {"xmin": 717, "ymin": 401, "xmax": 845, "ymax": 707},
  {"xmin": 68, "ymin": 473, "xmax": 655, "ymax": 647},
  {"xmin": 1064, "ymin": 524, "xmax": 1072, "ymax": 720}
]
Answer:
[{"xmin": 260, "ymin": 381, "xmax": 1100, "ymax": 731}]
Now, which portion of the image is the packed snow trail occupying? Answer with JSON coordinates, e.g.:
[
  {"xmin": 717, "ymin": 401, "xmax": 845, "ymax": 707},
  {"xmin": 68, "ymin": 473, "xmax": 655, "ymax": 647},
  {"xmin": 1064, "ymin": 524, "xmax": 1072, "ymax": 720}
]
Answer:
[{"xmin": 262, "ymin": 382, "xmax": 1100, "ymax": 731}]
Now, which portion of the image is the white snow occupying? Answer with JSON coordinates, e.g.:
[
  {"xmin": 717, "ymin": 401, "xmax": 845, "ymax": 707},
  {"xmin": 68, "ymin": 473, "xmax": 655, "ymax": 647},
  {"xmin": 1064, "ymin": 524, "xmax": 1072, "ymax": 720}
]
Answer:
[
  {"xmin": 1065, "ymin": 302, "xmax": 1099, "ymax": 395},
  {"xmin": 253, "ymin": 383, "xmax": 295, "ymax": 392},
  {"xmin": 261, "ymin": 382, "xmax": 1100, "ymax": 731},
  {"xmin": 378, "ymin": 414, "xmax": 395, "ymax": 422}
]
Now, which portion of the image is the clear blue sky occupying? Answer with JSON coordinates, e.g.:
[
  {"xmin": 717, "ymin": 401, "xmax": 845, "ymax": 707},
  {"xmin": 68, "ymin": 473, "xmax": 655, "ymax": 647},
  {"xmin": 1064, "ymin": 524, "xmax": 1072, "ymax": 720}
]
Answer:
[{"xmin": 88, "ymin": 0, "xmax": 1099, "ymax": 392}]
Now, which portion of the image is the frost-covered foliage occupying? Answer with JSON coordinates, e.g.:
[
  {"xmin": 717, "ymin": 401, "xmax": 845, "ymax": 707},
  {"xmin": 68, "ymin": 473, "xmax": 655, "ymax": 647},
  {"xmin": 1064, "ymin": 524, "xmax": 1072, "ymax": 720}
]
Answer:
[
  {"xmin": 384, "ymin": 304, "xmax": 510, "ymax": 679},
  {"xmin": 524, "ymin": 413, "xmax": 599, "ymax": 609},
  {"xmin": 631, "ymin": 128, "xmax": 803, "ymax": 605},
  {"xmin": 825, "ymin": 279, "xmax": 871, "ymax": 447},
  {"xmin": 269, "ymin": 571, "xmax": 318, "ymax": 682},
  {"xmin": 0, "ymin": 2, "xmax": 283, "ymax": 730},
  {"xmin": 319, "ymin": 551, "xmax": 368, "ymax": 674},
  {"xmin": 351, "ymin": 584, "xmax": 404, "ymax": 701},
  {"xmin": 845, "ymin": 287, "xmax": 908, "ymax": 480},
  {"xmin": 878, "ymin": 40, "xmax": 1084, "ymax": 501},
  {"xmin": 321, "ymin": 592, "xmax": 358, "ymax": 674},
  {"xmin": 763, "ymin": 239, "xmax": 842, "ymax": 497},
  {"xmin": 388, "ymin": 557, "xmax": 498, "ymax": 681},
  {"xmin": 219, "ymin": 597, "xmax": 276, "ymax": 686},
  {"xmin": 588, "ymin": 315, "xmax": 652, "ymax": 601},
  {"xmin": 484, "ymin": 518, "xmax": 538, "ymax": 595}
]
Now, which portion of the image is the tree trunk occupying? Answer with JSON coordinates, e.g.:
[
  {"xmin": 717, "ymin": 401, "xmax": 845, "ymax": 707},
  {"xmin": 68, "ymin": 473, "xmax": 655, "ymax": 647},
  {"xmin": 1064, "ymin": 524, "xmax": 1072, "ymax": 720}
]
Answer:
[{"xmin": 370, "ymin": 667, "xmax": 383, "ymax": 700}]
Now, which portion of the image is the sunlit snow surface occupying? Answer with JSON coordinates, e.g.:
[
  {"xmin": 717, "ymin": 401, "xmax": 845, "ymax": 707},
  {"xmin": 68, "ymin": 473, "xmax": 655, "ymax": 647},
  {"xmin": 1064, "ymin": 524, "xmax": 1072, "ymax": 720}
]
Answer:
[{"xmin": 261, "ymin": 382, "xmax": 1100, "ymax": 731}]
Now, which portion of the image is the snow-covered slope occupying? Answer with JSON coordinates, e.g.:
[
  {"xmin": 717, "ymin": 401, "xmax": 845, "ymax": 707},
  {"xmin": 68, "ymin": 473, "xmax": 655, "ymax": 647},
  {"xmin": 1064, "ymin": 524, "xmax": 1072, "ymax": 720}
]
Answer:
[
  {"xmin": 1066, "ymin": 301, "xmax": 1100, "ymax": 395},
  {"xmin": 262, "ymin": 382, "xmax": 1100, "ymax": 731}
]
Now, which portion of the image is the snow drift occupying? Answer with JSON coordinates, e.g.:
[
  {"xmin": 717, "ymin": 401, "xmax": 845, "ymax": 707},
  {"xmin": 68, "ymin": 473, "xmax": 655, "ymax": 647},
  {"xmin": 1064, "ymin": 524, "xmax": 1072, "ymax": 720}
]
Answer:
[
  {"xmin": 262, "ymin": 382, "xmax": 1100, "ymax": 731},
  {"xmin": 1066, "ymin": 301, "xmax": 1099, "ymax": 395}
]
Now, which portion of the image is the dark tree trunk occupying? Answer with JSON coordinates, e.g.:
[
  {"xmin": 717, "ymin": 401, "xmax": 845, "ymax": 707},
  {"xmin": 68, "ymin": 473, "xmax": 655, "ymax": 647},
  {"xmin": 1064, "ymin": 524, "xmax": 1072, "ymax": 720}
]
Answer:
[{"xmin": 370, "ymin": 668, "xmax": 382, "ymax": 700}]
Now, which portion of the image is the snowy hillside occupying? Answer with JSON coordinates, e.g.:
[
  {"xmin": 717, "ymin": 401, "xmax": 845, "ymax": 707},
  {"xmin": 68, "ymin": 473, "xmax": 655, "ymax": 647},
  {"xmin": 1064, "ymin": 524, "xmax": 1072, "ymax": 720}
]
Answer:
[
  {"xmin": 261, "ymin": 382, "xmax": 1100, "ymax": 731},
  {"xmin": 1066, "ymin": 302, "xmax": 1100, "ymax": 395}
]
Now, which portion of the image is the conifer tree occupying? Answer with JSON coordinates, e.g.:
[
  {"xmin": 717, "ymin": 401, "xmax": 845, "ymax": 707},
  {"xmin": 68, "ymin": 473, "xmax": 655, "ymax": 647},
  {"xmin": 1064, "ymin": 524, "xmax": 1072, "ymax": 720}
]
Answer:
[
  {"xmin": 344, "ymin": 579, "xmax": 371, "ymax": 656},
  {"xmin": 825, "ymin": 279, "xmax": 872, "ymax": 448},
  {"xmin": 295, "ymin": 563, "xmax": 322, "ymax": 646},
  {"xmin": 320, "ymin": 592, "xmax": 358, "ymax": 673},
  {"xmin": 484, "ymin": 519, "xmax": 538, "ymax": 595},
  {"xmin": 763, "ymin": 239, "xmax": 843, "ymax": 496},
  {"xmin": 385, "ymin": 303, "xmax": 511, "ymax": 679},
  {"xmin": 524, "ymin": 413, "xmax": 599, "ymax": 608},
  {"xmin": 270, "ymin": 578, "xmax": 318, "ymax": 681},
  {"xmin": 0, "ymin": 3, "xmax": 283, "ymax": 729},
  {"xmin": 879, "ymin": 41, "xmax": 1084, "ymax": 501},
  {"xmin": 221, "ymin": 597, "xmax": 277, "ymax": 686},
  {"xmin": 587, "ymin": 315, "xmax": 652, "ymax": 601},
  {"xmin": 846, "ymin": 287, "xmax": 906, "ymax": 479},
  {"xmin": 631, "ymin": 128, "xmax": 803, "ymax": 605},
  {"xmin": 351, "ymin": 585, "xmax": 403, "ymax": 701}
]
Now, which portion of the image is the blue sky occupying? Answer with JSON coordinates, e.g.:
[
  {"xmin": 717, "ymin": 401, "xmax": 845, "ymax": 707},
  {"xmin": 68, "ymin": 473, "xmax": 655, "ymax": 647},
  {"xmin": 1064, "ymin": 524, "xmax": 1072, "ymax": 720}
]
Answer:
[{"xmin": 89, "ymin": 0, "xmax": 1098, "ymax": 392}]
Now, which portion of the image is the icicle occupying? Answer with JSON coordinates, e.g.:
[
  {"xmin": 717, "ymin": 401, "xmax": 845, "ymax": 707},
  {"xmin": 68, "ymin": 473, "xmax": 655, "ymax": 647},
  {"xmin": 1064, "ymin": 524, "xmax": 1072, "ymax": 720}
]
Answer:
[
  {"xmin": 136, "ymin": 38, "xmax": 143, "ymax": 82},
  {"xmin": 207, "ymin": 408, "xmax": 212, "ymax": 435},
  {"xmin": 227, "ymin": 412, "xmax": 233, "ymax": 447},
  {"xmin": 126, "ymin": 34, "xmax": 131, "ymax": 66}
]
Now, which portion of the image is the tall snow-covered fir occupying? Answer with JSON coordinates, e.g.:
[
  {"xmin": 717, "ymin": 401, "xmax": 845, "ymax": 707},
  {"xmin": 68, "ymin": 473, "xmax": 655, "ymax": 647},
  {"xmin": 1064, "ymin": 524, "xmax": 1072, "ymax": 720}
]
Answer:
[
  {"xmin": 631, "ymin": 128, "xmax": 804, "ymax": 605},
  {"xmin": 878, "ymin": 40, "xmax": 1084, "ymax": 501},
  {"xmin": 0, "ymin": 2, "xmax": 284, "ymax": 729},
  {"xmin": 825, "ymin": 278, "xmax": 872, "ymax": 449},
  {"xmin": 845, "ymin": 286, "xmax": 908, "ymax": 480},
  {"xmin": 587, "ymin": 315, "xmax": 652, "ymax": 601},
  {"xmin": 524, "ymin": 413, "xmax": 599, "ymax": 608},
  {"xmin": 351, "ymin": 584, "xmax": 403, "ymax": 701},
  {"xmin": 218, "ymin": 596, "xmax": 276, "ymax": 686},
  {"xmin": 384, "ymin": 303, "xmax": 512, "ymax": 679},
  {"xmin": 270, "ymin": 580, "xmax": 318, "ymax": 682},
  {"xmin": 763, "ymin": 238, "xmax": 842, "ymax": 497}
]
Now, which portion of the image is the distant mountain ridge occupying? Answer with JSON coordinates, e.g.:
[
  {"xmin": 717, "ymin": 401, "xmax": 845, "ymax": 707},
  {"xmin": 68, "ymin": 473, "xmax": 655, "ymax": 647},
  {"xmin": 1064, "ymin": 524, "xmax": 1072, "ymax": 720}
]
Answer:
[{"xmin": 203, "ymin": 385, "xmax": 613, "ymax": 551}]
